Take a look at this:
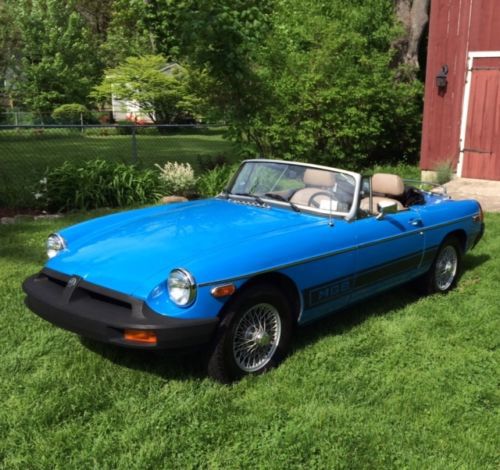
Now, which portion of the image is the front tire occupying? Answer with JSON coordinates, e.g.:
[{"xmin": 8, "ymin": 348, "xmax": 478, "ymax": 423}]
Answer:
[
  {"xmin": 207, "ymin": 284, "xmax": 294, "ymax": 383},
  {"xmin": 422, "ymin": 237, "xmax": 462, "ymax": 294}
]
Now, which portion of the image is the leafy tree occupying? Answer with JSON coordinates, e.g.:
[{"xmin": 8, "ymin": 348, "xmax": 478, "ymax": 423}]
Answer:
[
  {"xmin": 154, "ymin": 0, "xmax": 422, "ymax": 167},
  {"xmin": 91, "ymin": 55, "xmax": 203, "ymax": 124},
  {"xmin": 0, "ymin": 0, "xmax": 20, "ymax": 114},
  {"xmin": 4, "ymin": 0, "xmax": 424, "ymax": 167},
  {"xmin": 394, "ymin": 0, "xmax": 430, "ymax": 72},
  {"xmin": 10, "ymin": 0, "xmax": 101, "ymax": 114},
  {"xmin": 243, "ymin": 0, "xmax": 424, "ymax": 166},
  {"xmin": 75, "ymin": 0, "xmax": 114, "ymax": 41},
  {"xmin": 138, "ymin": 0, "xmax": 180, "ymax": 59},
  {"xmin": 99, "ymin": 0, "xmax": 157, "ymax": 67},
  {"xmin": 160, "ymin": 0, "xmax": 274, "ymax": 130}
]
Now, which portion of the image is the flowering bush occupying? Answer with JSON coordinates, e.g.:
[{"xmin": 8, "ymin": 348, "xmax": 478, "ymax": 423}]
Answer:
[{"xmin": 155, "ymin": 162, "xmax": 197, "ymax": 196}]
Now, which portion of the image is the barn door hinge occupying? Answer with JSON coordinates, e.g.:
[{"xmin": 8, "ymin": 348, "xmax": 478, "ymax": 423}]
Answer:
[
  {"xmin": 462, "ymin": 147, "xmax": 493, "ymax": 155},
  {"xmin": 471, "ymin": 66, "xmax": 500, "ymax": 71}
]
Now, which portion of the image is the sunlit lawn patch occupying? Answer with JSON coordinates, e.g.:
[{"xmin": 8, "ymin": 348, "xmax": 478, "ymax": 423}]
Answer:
[{"xmin": 0, "ymin": 212, "xmax": 498, "ymax": 468}]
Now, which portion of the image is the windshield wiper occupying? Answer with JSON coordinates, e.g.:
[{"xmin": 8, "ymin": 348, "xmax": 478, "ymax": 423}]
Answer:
[
  {"xmin": 263, "ymin": 192, "xmax": 301, "ymax": 212},
  {"xmin": 231, "ymin": 192, "xmax": 266, "ymax": 205}
]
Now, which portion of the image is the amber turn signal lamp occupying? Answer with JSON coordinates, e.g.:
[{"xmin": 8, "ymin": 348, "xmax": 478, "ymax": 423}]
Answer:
[
  {"xmin": 211, "ymin": 284, "xmax": 236, "ymax": 298},
  {"xmin": 124, "ymin": 329, "xmax": 157, "ymax": 344},
  {"xmin": 473, "ymin": 204, "xmax": 484, "ymax": 223}
]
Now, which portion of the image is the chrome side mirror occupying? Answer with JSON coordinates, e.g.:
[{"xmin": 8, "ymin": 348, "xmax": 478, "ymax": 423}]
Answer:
[{"xmin": 376, "ymin": 201, "xmax": 398, "ymax": 220}]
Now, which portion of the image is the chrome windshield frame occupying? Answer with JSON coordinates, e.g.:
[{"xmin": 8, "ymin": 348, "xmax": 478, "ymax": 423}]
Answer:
[{"xmin": 225, "ymin": 159, "xmax": 362, "ymax": 221}]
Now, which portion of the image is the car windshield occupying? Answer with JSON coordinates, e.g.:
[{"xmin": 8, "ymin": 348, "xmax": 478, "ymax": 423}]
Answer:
[{"xmin": 228, "ymin": 161, "xmax": 356, "ymax": 214}]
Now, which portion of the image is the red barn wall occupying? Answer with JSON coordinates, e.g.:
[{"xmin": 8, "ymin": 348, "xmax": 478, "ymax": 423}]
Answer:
[{"xmin": 420, "ymin": 0, "xmax": 500, "ymax": 179}]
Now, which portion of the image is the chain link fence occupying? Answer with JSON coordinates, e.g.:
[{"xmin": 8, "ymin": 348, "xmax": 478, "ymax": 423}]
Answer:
[
  {"xmin": 0, "ymin": 111, "xmax": 112, "ymax": 126},
  {"xmin": 0, "ymin": 124, "xmax": 237, "ymax": 208}
]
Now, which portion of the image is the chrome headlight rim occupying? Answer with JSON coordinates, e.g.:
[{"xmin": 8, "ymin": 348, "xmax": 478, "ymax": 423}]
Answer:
[
  {"xmin": 167, "ymin": 268, "xmax": 196, "ymax": 307},
  {"xmin": 46, "ymin": 233, "xmax": 67, "ymax": 259}
]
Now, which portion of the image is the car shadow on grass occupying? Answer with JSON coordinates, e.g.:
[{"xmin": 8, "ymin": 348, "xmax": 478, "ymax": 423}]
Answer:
[
  {"xmin": 79, "ymin": 252, "xmax": 490, "ymax": 382},
  {"xmin": 462, "ymin": 252, "xmax": 490, "ymax": 270},
  {"xmin": 79, "ymin": 338, "xmax": 209, "ymax": 381}
]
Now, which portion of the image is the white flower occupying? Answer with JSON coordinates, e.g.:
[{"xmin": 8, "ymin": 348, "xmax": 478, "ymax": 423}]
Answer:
[
  {"xmin": 39, "ymin": 177, "xmax": 47, "ymax": 185},
  {"xmin": 34, "ymin": 192, "xmax": 43, "ymax": 200},
  {"xmin": 155, "ymin": 162, "xmax": 197, "ymax": 196}
]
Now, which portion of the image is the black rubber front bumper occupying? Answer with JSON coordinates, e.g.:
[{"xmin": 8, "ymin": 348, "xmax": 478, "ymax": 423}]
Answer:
[{"xmin": 22, "ymin": 269, "xmax": 219, "ymax": 350}]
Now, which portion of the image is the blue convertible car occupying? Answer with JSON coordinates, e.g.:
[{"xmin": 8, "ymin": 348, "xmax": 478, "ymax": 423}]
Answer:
[{"xmin": 23, "ymin": 160, "xmax": 484, "ymax": 382}]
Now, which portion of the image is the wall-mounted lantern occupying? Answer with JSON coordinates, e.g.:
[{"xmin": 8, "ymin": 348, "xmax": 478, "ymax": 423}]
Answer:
[{"xmin": 436, "ymin": 65, "xmax": 448, "ymax": 89}]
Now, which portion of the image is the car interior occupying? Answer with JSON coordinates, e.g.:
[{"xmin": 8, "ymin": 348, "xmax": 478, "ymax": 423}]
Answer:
[
  {"xmin": 289, "ymin": 169, "xmax": 337, "ymax": 206},
  {"xmin": 358, "ymin": 173, "xmax": 426, "ymax": 217},
  {"xmin": 360, "ymin": 173, "xmax": 406, "ymax": 215}
]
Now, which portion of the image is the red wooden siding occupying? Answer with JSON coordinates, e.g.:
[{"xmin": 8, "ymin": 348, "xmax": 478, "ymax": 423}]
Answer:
[
  {"xmin": 462, "ymin": 59, "xmax": 500, "ymax": 179},
  {"xmin": 420, "ymin": 0, "xmax": 471, "ymax": 171},
  {"xmin": 468, "ymin": 1, "xmax": 500, "ymax": 51},
  {"xmin": 420, "ymin": 0, "xmax": 500, "ymax": 180}
]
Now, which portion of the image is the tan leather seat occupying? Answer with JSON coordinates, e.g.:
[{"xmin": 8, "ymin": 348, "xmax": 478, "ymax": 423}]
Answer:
[
  {"xmin": 360, "ymin": 173, "xmax": 405, "ymax": 215},
  {"xmin": 290, "ymin": 169, "xmax": 336, "ymax": 206}
]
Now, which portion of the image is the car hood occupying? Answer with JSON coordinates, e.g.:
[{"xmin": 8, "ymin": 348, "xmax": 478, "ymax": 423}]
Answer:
[{"xmin": 48, "ymin": 199, "xmax": 323, "ymax": 297}]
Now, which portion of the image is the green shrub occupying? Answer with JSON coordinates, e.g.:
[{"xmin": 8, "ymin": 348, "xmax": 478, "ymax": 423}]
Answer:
[
  {"xmin": 116, "ymin": 121, "xmax": 135, "ymax": 135},
  {"xmin": 196, "ymin": 153, "xmax": 230, "ymax": 173},
  {"xmin": 114, "ymin": 123, "xmax": 160, "ymax": 136},
  {"xmin": 83, "ymin": 127, "xmax": 120, "ymax": 137},
  {"xmin": 35, "ymin": 160, "xmax": 161, "ymax": 211},
  {"xmin": 137, "ymin": 126, "xmax": 160, "ymax": 136},
  {"xmin": 51, "ymin": 104, "xmax": 90, "ymax": 124},
  {"xmin": 197, "ymin": 163, "xmax": 240, "ymax": 197},
  {"xmin": 155, "ymin": 162, "xmax": 197, "ymax": 196},
  {"xmin": 435, "ymin": 160, "xmax": 454, "ymax": 184},
  {"xmin": 366, "ymin": 163, "xmax": 421, "ymax": 181}
]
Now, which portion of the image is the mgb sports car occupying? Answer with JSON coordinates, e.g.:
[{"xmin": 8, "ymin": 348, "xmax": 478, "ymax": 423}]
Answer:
[{"xmin": 23, "ymin": 159, "xmax": 484, "ymax": 382}]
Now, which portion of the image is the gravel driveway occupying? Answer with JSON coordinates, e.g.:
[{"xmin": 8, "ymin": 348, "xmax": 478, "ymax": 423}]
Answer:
[{"xmin": 445, "ymin": 178, "xmax": 500, "ymax": 212}]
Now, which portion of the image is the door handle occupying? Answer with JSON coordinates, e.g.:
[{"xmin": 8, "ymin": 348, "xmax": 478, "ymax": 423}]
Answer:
[{"xmin": 409, "ymin": 218, "xmax": 423, "ymax": 227}]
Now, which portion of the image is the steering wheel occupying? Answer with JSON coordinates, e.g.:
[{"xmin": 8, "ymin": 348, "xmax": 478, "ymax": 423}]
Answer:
[{"xmin": 308, "ymin": 191, "xmax": 338, "ymax": 209}]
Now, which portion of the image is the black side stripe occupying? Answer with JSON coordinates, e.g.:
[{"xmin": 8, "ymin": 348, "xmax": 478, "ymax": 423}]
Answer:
[{"xmin": 303, "ymin": 246, "xmax": 439, "ymax": 309}]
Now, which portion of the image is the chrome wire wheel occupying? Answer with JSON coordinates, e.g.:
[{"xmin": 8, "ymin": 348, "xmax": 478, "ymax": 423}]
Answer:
[
  {"xmin": 435, "ymin": 245, "xmax": 458, "ymax": 291},
  {"xmin": 232, "ymin": 302, "xmax": 282, "ymax": 373}
]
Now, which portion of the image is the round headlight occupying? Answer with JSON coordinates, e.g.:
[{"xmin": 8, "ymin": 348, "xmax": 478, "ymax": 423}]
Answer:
[
  {"xmin": 168, "ymin": 269, "xmax": 196, "ymax": 307},
  {"xmin": 46, "ymin": 233, "xmax": 66, "ymax": 259}
]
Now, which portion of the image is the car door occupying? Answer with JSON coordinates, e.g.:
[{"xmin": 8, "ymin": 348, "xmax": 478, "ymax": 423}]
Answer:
[
  {"xmin": 295, "ymin": 222, "xmax": 358, "ymax": 324},
  {"xmin": 351, "ymin": 207, "xmax": 425, "ymax": 303}
]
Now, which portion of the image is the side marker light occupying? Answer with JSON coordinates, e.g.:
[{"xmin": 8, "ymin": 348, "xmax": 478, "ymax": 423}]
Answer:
[{"xmin": 211, "ymin": 284, "xmax": 236, "ymax": 298}]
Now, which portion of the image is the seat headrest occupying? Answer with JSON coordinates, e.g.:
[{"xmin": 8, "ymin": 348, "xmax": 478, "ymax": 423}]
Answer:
[
  {"xmin": 303, "ymin": 168, "xmax": 336, "ymax": 187},
  {"xmin": 371, "ymin": 173, "xmax": 404, "ymax": 197}
]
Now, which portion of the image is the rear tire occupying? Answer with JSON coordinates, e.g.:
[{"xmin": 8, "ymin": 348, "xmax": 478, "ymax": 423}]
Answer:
[
  {"xmin": 421, "ymin": 236, "xmax": 462, "ymax": 294},
  {"xmin": 207, "ymin": 284, "xmax": 294, "ymax": 383}
]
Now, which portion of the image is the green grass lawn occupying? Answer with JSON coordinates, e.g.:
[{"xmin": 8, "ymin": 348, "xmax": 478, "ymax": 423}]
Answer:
[
  {"xmin": 0, "ymin": 211, "xmax": 498, "ymax": 468},
  {"xmin": 0, "ymin": 128, "xmax": 239, "ymax": 207}
]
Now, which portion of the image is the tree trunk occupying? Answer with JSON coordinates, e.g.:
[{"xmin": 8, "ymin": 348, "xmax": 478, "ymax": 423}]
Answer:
[{"xmin": 394, "ymin": 0, "xmax": 430, "ymax": 69}]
